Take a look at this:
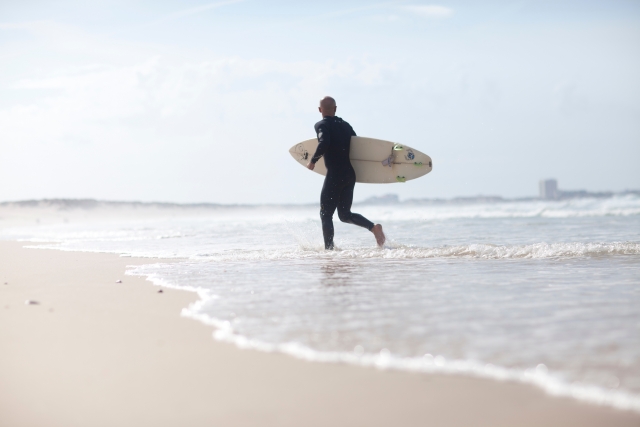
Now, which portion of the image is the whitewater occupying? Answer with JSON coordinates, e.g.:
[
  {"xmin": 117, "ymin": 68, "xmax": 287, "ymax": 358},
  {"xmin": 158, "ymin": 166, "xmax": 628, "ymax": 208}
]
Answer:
[{"xmin": 2, "ymin": 195, "xmax": 639, "ymax": 412}]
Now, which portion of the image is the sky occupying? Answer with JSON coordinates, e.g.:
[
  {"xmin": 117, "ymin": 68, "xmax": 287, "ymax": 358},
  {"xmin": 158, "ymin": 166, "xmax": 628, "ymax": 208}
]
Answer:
[{"xmin": 1, "ymin": 0, "xmax": 639, "ymax": 204}]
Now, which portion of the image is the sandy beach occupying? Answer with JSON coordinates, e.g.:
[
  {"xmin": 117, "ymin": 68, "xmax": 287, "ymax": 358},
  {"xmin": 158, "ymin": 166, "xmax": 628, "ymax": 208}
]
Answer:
[{"xmin": 0, "ymin": 240, "xmax": 637, "ymax": 426}]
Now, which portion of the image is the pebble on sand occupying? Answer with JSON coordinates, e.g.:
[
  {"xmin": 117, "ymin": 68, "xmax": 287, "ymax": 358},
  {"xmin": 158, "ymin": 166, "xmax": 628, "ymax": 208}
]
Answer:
[
  {"xmin": 115, "ymin": 280, "xmax": 122, "ymax": 283},
  {"xmin": 25, "ymin": 300, "xmax": 39, "ymax": 305}
]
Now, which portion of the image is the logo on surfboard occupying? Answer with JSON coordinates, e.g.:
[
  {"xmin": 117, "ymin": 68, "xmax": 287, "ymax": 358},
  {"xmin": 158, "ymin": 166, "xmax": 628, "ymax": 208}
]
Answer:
[
  {"xmin": 405, "ymin": 150, "xmax": 415, "ymax": 161},
  {"xmin": 294, "ymin": 143, "xmax": 309, "ymax": 161}
]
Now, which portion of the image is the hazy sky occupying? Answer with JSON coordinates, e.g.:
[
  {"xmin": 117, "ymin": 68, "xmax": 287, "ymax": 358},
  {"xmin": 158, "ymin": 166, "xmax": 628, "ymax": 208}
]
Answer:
[{"xmin": 1, "ymin": 0, "xmax": 639, "ymax": 204}]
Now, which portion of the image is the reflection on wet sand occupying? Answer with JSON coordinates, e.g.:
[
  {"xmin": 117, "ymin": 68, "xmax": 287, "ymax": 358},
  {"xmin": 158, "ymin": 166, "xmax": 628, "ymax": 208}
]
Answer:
[{"xmin": 320, "ymin": 262, "xmax": 357, "ymax": 287}]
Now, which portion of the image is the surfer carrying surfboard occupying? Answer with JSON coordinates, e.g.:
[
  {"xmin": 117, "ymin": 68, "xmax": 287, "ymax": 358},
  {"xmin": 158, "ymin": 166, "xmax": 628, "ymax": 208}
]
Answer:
[{"xmin": 307, "ymin": 96, "xmax": 386, "ymax": 249}]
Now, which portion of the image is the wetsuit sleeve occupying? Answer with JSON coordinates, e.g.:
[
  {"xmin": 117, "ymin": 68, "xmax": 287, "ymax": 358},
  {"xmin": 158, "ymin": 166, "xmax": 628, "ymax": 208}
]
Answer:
[{"xmin": 311, "ymin": 123, "xmax": 330, "ymax": 164}]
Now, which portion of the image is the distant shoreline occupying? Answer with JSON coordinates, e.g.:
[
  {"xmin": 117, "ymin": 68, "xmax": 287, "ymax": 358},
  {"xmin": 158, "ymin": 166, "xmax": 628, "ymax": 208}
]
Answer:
[{"xmin": 1, "ymin": 190, "xmax": 639, "ymax": 210}]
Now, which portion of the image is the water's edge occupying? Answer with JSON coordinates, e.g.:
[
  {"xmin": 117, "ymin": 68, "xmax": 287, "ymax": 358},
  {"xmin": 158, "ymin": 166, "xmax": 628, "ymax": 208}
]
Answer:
[{"xmin": 124, "ymin": 262, "xmax": 640, "ymax": 414}]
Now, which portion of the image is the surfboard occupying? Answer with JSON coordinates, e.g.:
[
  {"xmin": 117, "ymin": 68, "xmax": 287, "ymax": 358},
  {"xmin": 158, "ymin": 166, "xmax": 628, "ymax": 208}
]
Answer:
[{"xmin": 289, "ymin": 137, "xmax": 432, "ymax": 183}]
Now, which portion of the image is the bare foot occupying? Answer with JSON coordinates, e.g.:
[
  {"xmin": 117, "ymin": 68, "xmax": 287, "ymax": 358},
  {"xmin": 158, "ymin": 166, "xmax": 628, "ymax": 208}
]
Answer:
[{"xmin": 371, "ymin": 224, "xmax": 385, "ymax": 247}]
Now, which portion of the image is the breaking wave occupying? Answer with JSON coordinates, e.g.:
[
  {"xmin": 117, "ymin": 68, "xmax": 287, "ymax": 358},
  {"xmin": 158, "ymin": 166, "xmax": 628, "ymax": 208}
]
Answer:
[{"xmin": 194, "ymin": 241, "xmax": 640, "ymax": 262}]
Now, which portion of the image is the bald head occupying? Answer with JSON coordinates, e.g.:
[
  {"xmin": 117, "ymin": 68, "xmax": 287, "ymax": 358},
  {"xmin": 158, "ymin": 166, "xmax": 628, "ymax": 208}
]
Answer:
[{"xmin": 318, "ymin": 96, "xmax": 337, "ymax": 117}]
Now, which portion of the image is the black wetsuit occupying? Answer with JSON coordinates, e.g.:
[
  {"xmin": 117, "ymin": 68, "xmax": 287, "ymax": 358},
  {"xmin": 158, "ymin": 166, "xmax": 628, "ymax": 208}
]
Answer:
[{"xmin": 311, "ymin": 116, "xmax": 374, "ymax": 249}]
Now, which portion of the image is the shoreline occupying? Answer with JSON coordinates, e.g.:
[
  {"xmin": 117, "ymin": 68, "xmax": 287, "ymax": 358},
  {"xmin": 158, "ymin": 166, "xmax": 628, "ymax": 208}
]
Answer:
[
  {"xmin": 1, "ymin": 240, "xmax": 638, "ymax": 426},
  {"xmin": 133, "ymin": 260, "xmax": 640, "ymax": 413}
]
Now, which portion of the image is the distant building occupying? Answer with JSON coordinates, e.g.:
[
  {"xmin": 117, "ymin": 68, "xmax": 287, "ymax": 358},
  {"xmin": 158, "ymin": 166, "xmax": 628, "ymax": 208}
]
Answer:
[
  {"xmin": 538, "ymin": 179, "xmax": 614, "ymax": 200},
  {"xmin": 539, "ymin": 179, "xmax": 558, "ymax": 199}
]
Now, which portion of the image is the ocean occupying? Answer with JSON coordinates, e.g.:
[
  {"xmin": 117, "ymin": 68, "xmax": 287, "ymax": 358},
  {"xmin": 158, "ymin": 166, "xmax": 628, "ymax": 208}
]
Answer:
[{"xmin": 2, "ymin": 195, "xmax": 639, "ymax": 411}]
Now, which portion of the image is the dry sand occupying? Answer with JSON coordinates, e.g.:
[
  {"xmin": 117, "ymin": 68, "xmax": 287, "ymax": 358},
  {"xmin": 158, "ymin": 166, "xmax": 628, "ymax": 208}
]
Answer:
[{"xmin": 1, "ymin": 240, "xmax": 638, "ymax": 427}]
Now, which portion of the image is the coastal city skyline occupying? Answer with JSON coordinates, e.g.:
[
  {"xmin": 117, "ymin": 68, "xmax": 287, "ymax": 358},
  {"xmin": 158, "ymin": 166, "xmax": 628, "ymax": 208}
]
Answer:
[
  {"xmin": 2, "ymin": 170, "xmax": 640, "ymax": 205},
  {"xmin": 2, "ymin": 178, "xmax": 638, "ymax": 207}
]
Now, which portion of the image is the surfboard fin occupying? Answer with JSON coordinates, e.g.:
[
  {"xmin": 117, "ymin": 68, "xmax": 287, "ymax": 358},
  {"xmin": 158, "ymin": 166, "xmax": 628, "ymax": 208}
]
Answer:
[
  {"xmin": 413, "ymin": 162, "xmax": 423, "ymax": 167},
  {"xmin": 393, "ymin": 144, "xmax": 404, "ymax": 151},
  {"xmin": 396, "ymin": 176, "xmax": 406, "ymax": 183},
  {"xmin": 382, "ymin": 156, "xmax": 394, "ymax": 167}
]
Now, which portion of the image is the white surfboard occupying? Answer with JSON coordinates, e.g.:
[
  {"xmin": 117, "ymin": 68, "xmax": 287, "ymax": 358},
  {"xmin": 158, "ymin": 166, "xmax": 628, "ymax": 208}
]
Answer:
[{"xmin": 289, "ymin": 137, "xmax": 432, "ymax": 183}]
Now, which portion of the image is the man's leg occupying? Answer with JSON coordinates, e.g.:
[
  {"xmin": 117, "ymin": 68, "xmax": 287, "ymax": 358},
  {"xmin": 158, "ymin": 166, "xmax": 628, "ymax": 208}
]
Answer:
[
  {"xmin": 320, "ymin": 176, "xmax": 339, "ymax": 250},
  {"xmin": 336, "ymin": 177, "xmax": 374, "ymax": 231},
  {"xmin": 336, "ymin": 175, "xmax": 386, "ymax": 246}
]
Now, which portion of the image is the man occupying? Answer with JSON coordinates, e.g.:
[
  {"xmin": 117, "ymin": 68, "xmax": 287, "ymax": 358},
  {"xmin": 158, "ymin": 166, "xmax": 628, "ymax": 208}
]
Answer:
[{"xmin": 307, "ymin": 96, "xmax": 386, "ymax": 250}]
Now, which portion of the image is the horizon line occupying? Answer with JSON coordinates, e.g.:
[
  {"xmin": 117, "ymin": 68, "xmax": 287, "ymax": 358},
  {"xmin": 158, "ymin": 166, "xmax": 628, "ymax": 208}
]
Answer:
[{"xmin": 1, "ymin": 190, "xmax": 638, "ymax": 208}]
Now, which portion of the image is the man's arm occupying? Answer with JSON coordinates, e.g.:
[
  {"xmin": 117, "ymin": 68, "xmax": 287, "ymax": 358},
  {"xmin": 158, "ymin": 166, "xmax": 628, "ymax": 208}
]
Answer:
[{"xmin": 307, "ymin": 123, "xmax": 330, "ymax": 170}]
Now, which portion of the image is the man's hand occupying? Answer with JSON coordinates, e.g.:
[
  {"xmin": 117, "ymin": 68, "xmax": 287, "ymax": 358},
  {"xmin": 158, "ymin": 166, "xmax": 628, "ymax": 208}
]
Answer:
[{"xmin": 307, "ymin": 162, "xmax": 315, "ymax": 171}]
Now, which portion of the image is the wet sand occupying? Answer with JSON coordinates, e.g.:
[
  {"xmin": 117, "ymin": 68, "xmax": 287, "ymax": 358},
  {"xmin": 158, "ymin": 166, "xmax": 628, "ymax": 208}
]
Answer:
[{"xmin": 0, "ymin": 240, "xmax": 638, "ymax": 427}]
